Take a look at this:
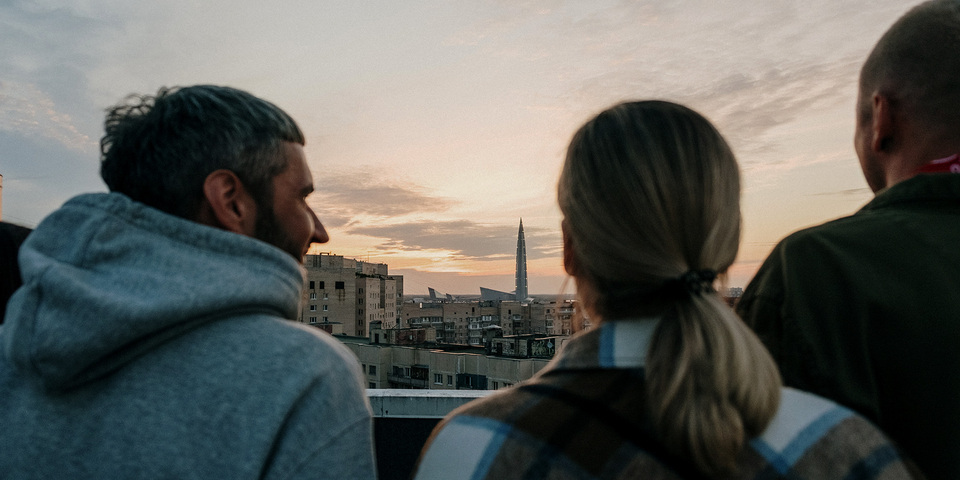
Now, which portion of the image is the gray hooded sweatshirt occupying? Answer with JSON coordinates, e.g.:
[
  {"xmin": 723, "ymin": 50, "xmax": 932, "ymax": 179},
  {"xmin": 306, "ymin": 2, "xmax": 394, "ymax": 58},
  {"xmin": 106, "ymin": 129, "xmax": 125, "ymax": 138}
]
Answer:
[{"xmin": 0, "ymin": 193, "xmax": 376, "ymax": 479}]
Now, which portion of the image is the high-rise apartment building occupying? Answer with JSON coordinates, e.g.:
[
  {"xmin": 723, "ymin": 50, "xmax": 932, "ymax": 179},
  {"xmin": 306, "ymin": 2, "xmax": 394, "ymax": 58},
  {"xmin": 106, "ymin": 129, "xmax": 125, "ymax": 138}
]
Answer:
[{"xmin": 299, "ymin": 254, "xmax": 402, "ymax": 336}]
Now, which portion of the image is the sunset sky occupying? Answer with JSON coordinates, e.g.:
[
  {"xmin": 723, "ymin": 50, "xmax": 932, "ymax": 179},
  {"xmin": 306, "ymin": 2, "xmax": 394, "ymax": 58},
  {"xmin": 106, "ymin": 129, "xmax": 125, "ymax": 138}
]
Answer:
[{"xmin": 0, "ymin": 0, "xmax": 916, "ymax": 294}]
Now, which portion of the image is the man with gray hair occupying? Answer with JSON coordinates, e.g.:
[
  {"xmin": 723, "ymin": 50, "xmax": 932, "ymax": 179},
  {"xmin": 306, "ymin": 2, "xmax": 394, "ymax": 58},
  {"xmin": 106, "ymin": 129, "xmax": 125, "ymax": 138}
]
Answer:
[
  {"xmin": 738, "ymin": 1, "xmax": 960, "ymax": 478},
  {"xmin": 0, "ymin": 86, "xmax": 376, "ymax": 479}
]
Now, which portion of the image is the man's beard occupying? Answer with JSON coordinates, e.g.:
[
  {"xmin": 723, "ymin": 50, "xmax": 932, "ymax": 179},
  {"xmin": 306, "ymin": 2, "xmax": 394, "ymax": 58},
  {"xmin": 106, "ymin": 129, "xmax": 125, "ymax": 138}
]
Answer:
[{"xmin": 254, "ymin": 204, "xmax": 303, "ymax": 262}]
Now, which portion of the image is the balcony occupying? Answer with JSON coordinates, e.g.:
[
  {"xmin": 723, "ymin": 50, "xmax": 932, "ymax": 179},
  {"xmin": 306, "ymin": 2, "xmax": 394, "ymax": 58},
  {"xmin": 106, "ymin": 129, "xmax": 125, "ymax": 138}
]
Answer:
[
  {"xmin": 369, "ymin": 389, "xmax": 493, "ymax": 480},
  {"xmin": 387, "ymin": 374, "xmax": 429, "ymax": 388}
]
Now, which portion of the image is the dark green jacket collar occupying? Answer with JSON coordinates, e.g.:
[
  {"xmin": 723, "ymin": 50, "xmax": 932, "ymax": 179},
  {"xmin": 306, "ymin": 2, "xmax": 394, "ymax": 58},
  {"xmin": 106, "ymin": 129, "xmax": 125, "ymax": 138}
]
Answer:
[{"xmin": 862, "ymin": 174, "xmax": 960, "ymax": 212}]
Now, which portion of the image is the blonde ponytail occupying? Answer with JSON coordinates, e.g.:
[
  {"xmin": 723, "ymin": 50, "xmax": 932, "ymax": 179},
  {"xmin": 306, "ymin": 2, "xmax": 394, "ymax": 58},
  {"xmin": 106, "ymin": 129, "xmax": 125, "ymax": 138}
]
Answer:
[
  {"xmin": 558, "ymin": 100, "xmax": 782, "ymax": 476},
  {"xmin": 646, "ymin": 294, "xmax": 780, "ymax": 475}
]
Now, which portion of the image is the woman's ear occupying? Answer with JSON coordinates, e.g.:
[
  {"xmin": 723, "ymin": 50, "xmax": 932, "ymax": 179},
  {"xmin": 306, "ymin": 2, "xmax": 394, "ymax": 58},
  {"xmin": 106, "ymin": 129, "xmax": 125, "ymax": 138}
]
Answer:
[
  {"xmin": 562, "ymin": 219, "xmax": 580, "ymax": 277},
  {"xmin": 195, "ymin": 169, "xmax": 258, "ymax": 236}
]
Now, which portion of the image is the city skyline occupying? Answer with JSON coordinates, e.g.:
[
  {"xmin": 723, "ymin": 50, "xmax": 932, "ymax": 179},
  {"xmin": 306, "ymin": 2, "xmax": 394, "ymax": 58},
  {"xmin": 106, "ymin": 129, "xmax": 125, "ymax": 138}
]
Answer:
[{"xmin": 0, "ymin": 0, "xmax": 918, "ymax": 294}]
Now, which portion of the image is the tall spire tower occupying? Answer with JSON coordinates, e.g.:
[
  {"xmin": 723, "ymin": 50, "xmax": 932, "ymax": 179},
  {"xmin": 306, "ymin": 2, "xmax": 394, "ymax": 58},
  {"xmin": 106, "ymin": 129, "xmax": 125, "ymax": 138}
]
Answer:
[{"xmin": 515, "ymin": 218, "xmax": 528, "ymax": 301}]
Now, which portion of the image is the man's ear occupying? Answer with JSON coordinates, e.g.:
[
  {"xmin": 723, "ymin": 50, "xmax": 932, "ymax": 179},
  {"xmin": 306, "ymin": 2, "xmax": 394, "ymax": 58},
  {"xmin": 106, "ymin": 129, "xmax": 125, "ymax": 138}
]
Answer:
[
  {"xmin": 871, "ymin": 93, "xmax": 896, "ymax": 153},
  {"xmin": 195, "ymin": 169, "xmax": 258, "ymax": 236},
  {"xmin": 562, "ymin": 219, "xmax": 580, "ymax": 277}
]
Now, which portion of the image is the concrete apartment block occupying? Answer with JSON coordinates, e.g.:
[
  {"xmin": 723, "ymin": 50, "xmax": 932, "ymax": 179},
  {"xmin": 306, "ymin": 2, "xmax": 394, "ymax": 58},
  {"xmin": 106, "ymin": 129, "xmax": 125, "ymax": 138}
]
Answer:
[
  {"xmin": 441, "ymin": 303, "xmax": 474, "ymax": 345},
  {"xmin": 387, "ymin": 275, "xmax": 403, "ymax": 327},
  {"xmin": 301, "ymin": 255, "xmax": 358, "ymax": 334},
  {"xmin": 543, "ymin": 301, "xmax": 575, "ymax": 335},
  {"xmin": 467, "ymin": 303, "xmax": 500, "ymax": 346},
  {"xmin": 359, "ymin": 276, "xmax": 381, "ymax": 337},
  {"xmin": 342, "ymin": 338, "xmax": 552, "ymax": 392},
  {"xmin": 401, "ymin": 302, "xmax": 442, "ymax": 330},
  {"xmin": 354, "ymin": 341, "xmax": 392, "ymax": 389},
  {"xmin": 299, "ymin": 253, "xmax": 402, "ymax": 337},
  {"xmin": 498, "ymin": 301, "xmax": 522, "ymax": 336},
  {"xmin": 527, "ymin": 302, "xmax": 547, "ymax": 335},
  {"xmin": 402, "ymin": 298, "xmax": 579, "ymax": 344}
]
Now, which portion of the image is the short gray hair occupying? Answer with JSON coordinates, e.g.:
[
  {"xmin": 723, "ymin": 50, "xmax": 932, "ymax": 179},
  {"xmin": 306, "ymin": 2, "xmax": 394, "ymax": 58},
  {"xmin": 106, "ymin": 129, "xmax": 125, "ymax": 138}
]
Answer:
[{"xmin": 100, "ymin": 85, "xmax": 305, "ymax": 218}]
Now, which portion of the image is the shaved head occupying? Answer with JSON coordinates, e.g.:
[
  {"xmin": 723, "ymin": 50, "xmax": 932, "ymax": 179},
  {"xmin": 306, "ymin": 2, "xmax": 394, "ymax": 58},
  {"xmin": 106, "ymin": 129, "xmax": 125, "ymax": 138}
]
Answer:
[{"xmin": 859, "ymin": 0, "xmax": 960, "ymax": 134}]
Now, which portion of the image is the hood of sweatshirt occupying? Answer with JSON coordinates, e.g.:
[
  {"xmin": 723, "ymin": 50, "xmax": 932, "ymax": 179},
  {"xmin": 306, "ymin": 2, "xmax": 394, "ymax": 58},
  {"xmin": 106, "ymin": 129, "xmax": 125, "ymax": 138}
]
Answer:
[{"xmin": 3, "ymin": 193, "xmax": 306, "ymax": 392}]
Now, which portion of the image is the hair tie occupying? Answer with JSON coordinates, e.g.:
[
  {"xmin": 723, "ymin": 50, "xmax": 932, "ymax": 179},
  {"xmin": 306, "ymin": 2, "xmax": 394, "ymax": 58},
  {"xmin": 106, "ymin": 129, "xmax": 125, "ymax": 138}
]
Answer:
[
  {"xmin": 677, "ymin": 270, "xmax": 717, "ymax": 295},
  {"xmin": 592, "ymin": 270, "xmax": 718, "ymax": 318}
]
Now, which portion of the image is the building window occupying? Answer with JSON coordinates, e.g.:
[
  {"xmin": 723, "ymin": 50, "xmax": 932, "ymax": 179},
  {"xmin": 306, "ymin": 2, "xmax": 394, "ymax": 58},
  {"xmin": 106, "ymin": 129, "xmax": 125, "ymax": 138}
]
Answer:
[
  {"xmin": 309, "ymin": 316, "xmax": 317, "ymax": 322},
  {"xmin": 369, "ymin": 365, "xmax": 376, "ymax": 375},
  {"xmin": 318, "ymin": 281, "xmax": 325, "ymax": 289},
  {"xmin": 404, "ymin": 367, "xmax": 411, "ymax": 377},
  {"xmin": 359, "ymin": 288, "xmax": 364, "ymax": 294},
  {"xmin": 447, "ymin": 375, "xmax": 453, "ymax": 386},
  {"xmin": 359, "ymin": 299, "xmax": 364, "ymax": 305},
  {"xmin": 322, "ymin": 305, "xmax": 328, "ymax": 311},
  {"xmin": 369, "ymin": 383, "xmax": 376, "ymax": 389},
  {"xmin": 309, "ymin": 305, "xmax": 316, "ymax": 312},
  {"xmin": 322, "ymin": 316, "xmax": 328, "ymax": 322},
  {"xmin": 309, "ymin": 281, "xmax": 315, "ymax": 289},
  {"xmin": 434, "ymin": 374, "xmax": 442, "ymax": 384},
  {"xmin": 323, "ymin": 294, "xmax": 328, "ymax": 300},
  {"xmin": 493, "ymin": 381, "xmax": 499, "ymax": 390},
  {"xmin": 335, "ymin": 281, "xmax": 344, "ymax": 289},
  {"xmin": 310, "ymin": 293, "xmax": 317, "ymax": 300}
]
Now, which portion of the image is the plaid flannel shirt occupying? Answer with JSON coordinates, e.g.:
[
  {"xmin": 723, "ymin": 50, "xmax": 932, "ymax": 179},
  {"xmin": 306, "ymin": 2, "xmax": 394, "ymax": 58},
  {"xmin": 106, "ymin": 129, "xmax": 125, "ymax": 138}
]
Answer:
[{"xmin": 415, "ymin": 319, "xmax": 913, "ymax": 480}]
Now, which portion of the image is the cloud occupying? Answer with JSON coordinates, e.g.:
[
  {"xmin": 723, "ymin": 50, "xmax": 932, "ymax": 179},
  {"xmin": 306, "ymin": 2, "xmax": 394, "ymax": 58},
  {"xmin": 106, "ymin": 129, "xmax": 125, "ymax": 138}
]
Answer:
[
  {"xmin": 690, "ymin": 61, "xmax": 861, "ymax": 152},
  {"xmin": 441, "ymin": 0, "xmax": 562, "ymax": 47},
  {"xmin": 810, "ymin": 188, "xmax": 872, "ymax": 197},
  {"xmin": 566, "ymin": 57, "xmax": 860, "ymax": 144},
  {"xmin": 0, "ymin": 2, "xmax": 118, "ymax": 150},
  {"xmin": 310, "ymin": 169, "xmax": 453, "ymax": 227},
  {"xmin": 553, "ymin": 45, "xmax": 865, "ymax": 159},
  {"xmin": 345, "ymin": 219, "xmax": 559, "ymax": 261},
  {"xmin": 450, "ymin": 0, "xmax": 905, "ymax": 163},
  {"xmin": 0, "ymin": 81, "xmax": 93, "ymax": 150}
]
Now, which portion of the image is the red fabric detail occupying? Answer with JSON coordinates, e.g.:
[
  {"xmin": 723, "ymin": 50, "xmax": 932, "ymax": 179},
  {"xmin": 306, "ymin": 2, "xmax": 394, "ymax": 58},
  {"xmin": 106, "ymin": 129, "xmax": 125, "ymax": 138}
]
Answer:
[{"xmin": 916, "ymin": 154, "xmax": 960, "ymax": 174}]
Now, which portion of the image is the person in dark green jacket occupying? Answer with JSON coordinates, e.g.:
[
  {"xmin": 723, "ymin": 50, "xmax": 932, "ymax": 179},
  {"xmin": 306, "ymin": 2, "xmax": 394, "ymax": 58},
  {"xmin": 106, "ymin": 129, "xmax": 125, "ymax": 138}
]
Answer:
[{"xmin": 737, "ymin": 2, "xmax": 960, "ymax": 479}]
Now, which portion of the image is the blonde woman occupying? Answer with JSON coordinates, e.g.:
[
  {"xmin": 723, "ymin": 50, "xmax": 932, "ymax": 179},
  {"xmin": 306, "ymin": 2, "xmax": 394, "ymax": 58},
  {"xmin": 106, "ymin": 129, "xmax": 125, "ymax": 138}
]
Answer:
[{"xmin": 414, "ymin": 101, "xmax": 915, "ymax": 479}]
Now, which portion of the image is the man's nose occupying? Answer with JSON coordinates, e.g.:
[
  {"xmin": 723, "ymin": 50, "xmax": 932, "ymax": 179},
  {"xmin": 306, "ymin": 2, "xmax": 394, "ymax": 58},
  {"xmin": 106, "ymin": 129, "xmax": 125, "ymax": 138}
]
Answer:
[{"xmin": 310, "ymin": 208, "xmax": 329, "ymax": 244}]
